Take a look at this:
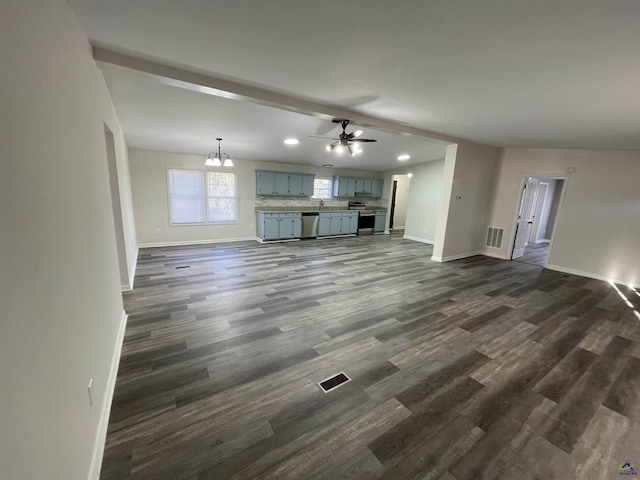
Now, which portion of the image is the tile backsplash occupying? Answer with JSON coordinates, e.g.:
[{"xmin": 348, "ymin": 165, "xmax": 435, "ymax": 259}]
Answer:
[{"xmin": 255, "ymin": 196, "xmax": 388, "ymax": 209}]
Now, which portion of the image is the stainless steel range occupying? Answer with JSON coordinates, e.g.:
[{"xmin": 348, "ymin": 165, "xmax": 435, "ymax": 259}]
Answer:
[{"xmin": 349, "ymin": 201, "xmax": 376, "ymax": 235}]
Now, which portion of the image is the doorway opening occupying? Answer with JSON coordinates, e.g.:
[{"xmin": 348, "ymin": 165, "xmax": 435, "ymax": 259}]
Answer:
[
  {"xmin": 390, "ymin": 174, "xmax": 411, "ymax": 232},
  {"xmin": 510, "ymin": 176, "xmax": 565, "ymax": 267},
  {"xmin": 104, "ymin": 125, "xmax": 129, "ymax": 289}
]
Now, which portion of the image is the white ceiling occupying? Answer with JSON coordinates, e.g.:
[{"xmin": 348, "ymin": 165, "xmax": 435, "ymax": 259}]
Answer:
[
  {"xmin": 68, "ymin": 0, "xmax": 640, "ymax": 168},
  {"xmin": 100, "ymin": 65, "xmax": 448, "ymax": 170}
]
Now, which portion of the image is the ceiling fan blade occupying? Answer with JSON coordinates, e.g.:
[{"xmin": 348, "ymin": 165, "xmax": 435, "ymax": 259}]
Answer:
[
  {"xmin": 351, "ymin": 138, "xmax": 377, "ymax": 143},
  {"xmin": 308, "ymin": 135, "xmax": 339, "ymax": 140}
]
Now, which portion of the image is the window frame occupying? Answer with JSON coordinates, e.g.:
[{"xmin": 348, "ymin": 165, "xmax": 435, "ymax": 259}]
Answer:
[
  {"xmin": 166, "ymin": 167, "xmax": 239, "ymax": 226},
  {"xmin": 312, "ymin": 177, "xmax": 333, "ymax": 200}
]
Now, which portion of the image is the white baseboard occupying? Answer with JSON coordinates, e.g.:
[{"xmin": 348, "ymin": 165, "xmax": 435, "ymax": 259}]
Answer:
[
  {"xmin": 481, "ymin": 250, "xmax": 510, "ymax": 260},
  {"xmin": 316, "ymin": 234, "xmax": 357, "ymax": 240},
  {"xmin": 138, "ymin": 237, "xmax": 256, "ymax": 248},
  {"xmin": 403, "ymin": 235, "xmax": 435, "ymax": 245},
  {"xmin": 535, "ymin": 239, "xmax": 551, "ymax": 244},
  {"xmin": 546, "ymin": 264, "xmax": 639, "ymax": 289},
  {"xmin": 256, "ymin": 238, "xmax": 300, "ymax": 243},
  {"xmin": 392, "ymin": 226, "xmax": 405, "ymax": 231},
  {"xmin": 89, "ymin": 310, "xmax": 127, "ymax": 480},
  {"xmin": 431, "ymin": 251, "xmax": 482, "ymax": 262}
]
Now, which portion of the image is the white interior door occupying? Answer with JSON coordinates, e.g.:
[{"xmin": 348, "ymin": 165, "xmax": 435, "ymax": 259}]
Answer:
[
  {"xmin": 512, "ymin": 177, "xmax": 539, "ymax": 259},
  {"xmin": 529, "ymin": 182, "xmax": 548, "ymax": 243}
]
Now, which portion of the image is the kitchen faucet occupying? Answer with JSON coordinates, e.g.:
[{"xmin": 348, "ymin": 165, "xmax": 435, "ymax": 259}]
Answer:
[{"xmin": 319, "ymin": 199, "xmax": 324, "ymax": 210}]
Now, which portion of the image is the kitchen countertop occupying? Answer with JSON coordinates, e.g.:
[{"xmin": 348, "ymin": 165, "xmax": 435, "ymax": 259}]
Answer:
[{"xmin": 255, "ymin": 207, "xmax": 387, "ymax": 213}]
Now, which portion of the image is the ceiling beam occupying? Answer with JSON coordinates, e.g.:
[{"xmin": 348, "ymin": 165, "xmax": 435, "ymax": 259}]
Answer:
[{"xmin": 92, "ymin": 46, "xmax": 467, "ymax": 145}]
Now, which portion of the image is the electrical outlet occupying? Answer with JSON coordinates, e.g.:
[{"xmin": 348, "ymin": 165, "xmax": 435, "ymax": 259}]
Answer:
[{"xmin": 87, "ymin": 379, "xmax": 94, "ymax": 407}]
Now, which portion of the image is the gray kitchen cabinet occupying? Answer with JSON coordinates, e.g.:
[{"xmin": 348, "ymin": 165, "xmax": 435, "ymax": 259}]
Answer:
[
  {"xmin": 333, "ymin": 176, "xmax": 354, "ymax": 197},
  {"xmin": 371, "ymin": 179, "xmax": 384, "ymax": 197},
  {"xmin": 287, "ymin": 173, "xmax": 315, "ymax": 196},
  {"xmin": 256, "ymin": 170, "xmax": 315, "ymax": 196},
  {"xmin": 333, "ymin": 175, "xmax": 384, "ymax": 197},
  {"xmin": 256, "ymin": 212, "xmax": 302, "ymax": 240},
  {"xmin": 279, "ymin": 214, "xmax": 302, "ymax": 238},
  {"xmin": 355, "ymin": 178, "xmax": 372, "ymax": 194},
  {"xmin": 318, "ymin": 211, "xmax": 358, "ymax": 236},
  {"xmin": 301, "ymin": 174, "xmax": 315, "ymax": 196},
  {"xmin": 256, "ymin": 213, "xmax": 280, "ymax": 239},
  {"xmin": 274, "ymin": 173, "xmax": 290, "ymax": 195},
  {"xmin": 318, "ymin": 214, "xmax": 331, "ymax": 236},
  {"xmin": 256, "ymin": 170, "xmax": 277, "ymax": 195},
  {"xmin": 347, "ymin": 212, "xmax": 359, "ymax": 233},
  {"xmin": 329, "ymin": 214, "xmax": 343, "ymax": 235},
  {"xmin": 374, "ymin": 211, "xmax": 387, "ymax": 232}
]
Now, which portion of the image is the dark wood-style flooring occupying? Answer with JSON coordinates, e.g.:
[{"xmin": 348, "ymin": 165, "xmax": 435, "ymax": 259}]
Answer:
[
  {"xmin": 516, "ymin": 242, "xmax": 550, "ymax": 267},
  {"xmin": 101, "ymin": 234, "xmax": 640, "ymax": 479}
]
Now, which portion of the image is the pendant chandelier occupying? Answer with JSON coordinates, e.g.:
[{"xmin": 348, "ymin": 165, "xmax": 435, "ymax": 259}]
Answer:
[{"xmin": 205, "ymin": 138, "xmax": 233, "ymax": 167}]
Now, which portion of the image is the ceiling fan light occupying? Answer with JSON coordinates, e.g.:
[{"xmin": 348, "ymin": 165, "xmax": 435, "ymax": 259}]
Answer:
[
  {"xmin": 335, "ymin": 145, "xmax": 344, "ymax": 154},
  {"xmin": 284, "ymin": 138, "xmax": 299, "ymax": 145},
  {"xmin": 353, "ymin": 129, "xmax": 363, "ymax": 138},
  {"xmin": 326, "ymin": 145, "xmax": 332, "ymax": 152}
]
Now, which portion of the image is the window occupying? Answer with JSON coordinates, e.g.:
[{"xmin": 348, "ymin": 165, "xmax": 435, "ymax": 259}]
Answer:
[
  {"xmin": 312, "ymin": 178, "xmax": 332, "ymax": 199},
  {"xmin": 168, "ymin": 169, "xmax": 237, "ymax": 224}
]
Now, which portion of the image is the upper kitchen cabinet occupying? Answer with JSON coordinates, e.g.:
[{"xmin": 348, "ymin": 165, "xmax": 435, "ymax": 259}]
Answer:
[
  {"xmin": 371, "ymin": 179, "xmax": 384, "ymax": 198},
  {"xmin": 256, "ymin": 170, "xmax": 315, "ymax": 196},
  {"xmin": 333, "ymin": 176, "xmax": 384, "ymax": 198}
]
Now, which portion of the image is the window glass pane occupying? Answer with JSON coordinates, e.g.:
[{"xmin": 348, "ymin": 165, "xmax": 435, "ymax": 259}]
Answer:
[
  {"xmin": 206, "ymin": 172, "xmax": 238, "ymax": 222},
  {"xmin": 313, "ymin": 178, "xmax": 332, "ymax": 199},
  {"xmin": 168, "ymin": 169, "xmax": 205, "ymax": 223}
]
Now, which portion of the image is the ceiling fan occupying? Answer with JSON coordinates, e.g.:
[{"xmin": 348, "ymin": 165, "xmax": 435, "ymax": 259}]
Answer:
[{"xmin": 310, "ymin": 119, "xmax": 377, "ymax": 156}]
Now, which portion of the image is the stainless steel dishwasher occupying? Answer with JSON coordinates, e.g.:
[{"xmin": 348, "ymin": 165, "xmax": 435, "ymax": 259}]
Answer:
[{"xmin": 301, "ymin": 212, "xmax": 319, "ymax": 238}]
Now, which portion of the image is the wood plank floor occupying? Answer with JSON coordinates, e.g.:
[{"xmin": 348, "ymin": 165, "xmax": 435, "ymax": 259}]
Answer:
[
  {"xmin": 515, "ymin": 242, "xmax": 550, "ymax": 267},
  {"xmin": 101, "ymin": 234, "xmax": 640, "ymax": 479}
]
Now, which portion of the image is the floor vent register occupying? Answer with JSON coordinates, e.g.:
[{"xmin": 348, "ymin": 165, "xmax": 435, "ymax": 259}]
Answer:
[{"xmin": 318, "ymin": 372, "xmax": 351, "ymax": 393}]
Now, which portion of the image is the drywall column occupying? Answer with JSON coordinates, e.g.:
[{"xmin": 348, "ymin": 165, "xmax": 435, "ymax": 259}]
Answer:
[
  {"xmin": 432, "ymin": 142, "xmax": 499, "ymax": 261},
  {"xmin": 0, "ymin": 1, "xmax": 133, "ymax": 479}
]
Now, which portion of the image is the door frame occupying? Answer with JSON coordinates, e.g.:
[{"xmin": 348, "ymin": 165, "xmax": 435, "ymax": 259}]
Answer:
[
  {"xmin": 389, "ymin": 180, "xmax": 398, "ymax": 229},
  {"xmin": 508, "ymin": 174, "xmax": 568, "ymax": 266}
]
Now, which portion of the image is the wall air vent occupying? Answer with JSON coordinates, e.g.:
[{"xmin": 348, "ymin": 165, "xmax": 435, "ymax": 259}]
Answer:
[{"xmin": 486, "ymin": 227, "xmax": 504, "ymax": 248}]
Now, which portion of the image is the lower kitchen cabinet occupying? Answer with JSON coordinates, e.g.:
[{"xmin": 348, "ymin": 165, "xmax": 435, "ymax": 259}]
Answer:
[
  {"xmin": 256, "ymin": 212, "xmax": 302, "ymax": 240},
  {"xmin": 374, "ymin": 211, "xmax": 387, "ymax": 233},
  {"xmin": 319, "ymin": 212, "xmax": 358, "ymax": 236},
  {"xmin": 318, "ymin": 214, "xmax": 331, "ymax": 236}
]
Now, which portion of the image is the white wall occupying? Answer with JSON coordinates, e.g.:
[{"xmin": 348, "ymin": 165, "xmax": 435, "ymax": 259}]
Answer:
[
  {"xmin": 391, "ymin": 174, "xmax": 411, "ymax": 229},
  {"xmin": 484, "ymin": 148, "xmax": 640, "ymax": 287},
  {"xmin": 433, "ymin": 142, "xmax": 500, "ymax": 261},
  {"xmin": 399, "ymin": 160, "xmax": 445, "ymax": 243},
  {"xmin": 129, "ymin": 148, "xmax": 386, "ymax": 245},
  {"xmin": 0, "ymin": 1, "xmax": 134, "ymax": 479}
]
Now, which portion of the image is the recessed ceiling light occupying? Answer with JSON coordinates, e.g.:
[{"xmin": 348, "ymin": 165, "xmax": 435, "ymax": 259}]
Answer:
[
  {"xmin": 398, "ymin": 154, "xmax": 411, "ymax": 161},
  {"xmin": 284, "ymin": 138, "xmax": 299, "ymax": 145},
  {"xmin": 322, "ymin": 164, "xmax": 333, "ymax": 168}
]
